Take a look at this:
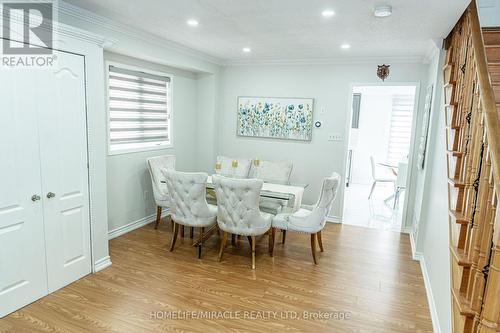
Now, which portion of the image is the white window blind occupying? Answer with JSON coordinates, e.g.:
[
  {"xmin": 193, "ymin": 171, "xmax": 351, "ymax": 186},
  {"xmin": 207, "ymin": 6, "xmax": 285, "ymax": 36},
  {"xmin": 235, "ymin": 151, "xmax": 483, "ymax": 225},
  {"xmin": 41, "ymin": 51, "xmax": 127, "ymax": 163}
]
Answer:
[
  {"xmin": 387, "ymin": 94, "xmax": 414, "ymax": 165},
  {"xmin": 108, "ymin": 65, "xmax": 171, "ymax": 153}
]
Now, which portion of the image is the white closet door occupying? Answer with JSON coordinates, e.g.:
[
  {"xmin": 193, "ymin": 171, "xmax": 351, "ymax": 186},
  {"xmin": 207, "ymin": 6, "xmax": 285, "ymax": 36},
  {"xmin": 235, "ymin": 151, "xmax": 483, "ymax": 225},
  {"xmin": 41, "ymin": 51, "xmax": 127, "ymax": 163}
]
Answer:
[
  {"xmin": 37, "ymin": 51, "xmax": 92, "ymax": 292},
  {"xmin": 0, "ymin": 70, "xmax": 48, "ymax": 317}
]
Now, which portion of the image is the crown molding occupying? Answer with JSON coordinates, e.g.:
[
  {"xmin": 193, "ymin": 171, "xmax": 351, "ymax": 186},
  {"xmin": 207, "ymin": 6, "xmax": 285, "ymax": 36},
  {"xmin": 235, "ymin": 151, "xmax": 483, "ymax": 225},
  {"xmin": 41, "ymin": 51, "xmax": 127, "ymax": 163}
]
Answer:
[
  {"xmin": 223, "ymin": 55, "xmax": 426, "ymax": 67},
  {"xmin": 422, "ymin": 38, "xmax": 443, "ymax": 64},
  {"xmin": 58, "ymin": 1, "xmax": 224, "ymax": 66}
]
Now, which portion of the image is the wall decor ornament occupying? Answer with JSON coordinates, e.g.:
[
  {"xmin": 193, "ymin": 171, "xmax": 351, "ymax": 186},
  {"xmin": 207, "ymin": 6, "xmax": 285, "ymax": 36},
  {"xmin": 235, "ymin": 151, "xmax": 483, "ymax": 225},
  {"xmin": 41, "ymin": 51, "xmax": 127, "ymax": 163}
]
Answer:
[
  {"xmin": 377, "ymin": 64, "xmax": 390, "ymax": 81},
  {"xmin": 237, "ymin": 96, "xmax": 314, "ymax": 141}
]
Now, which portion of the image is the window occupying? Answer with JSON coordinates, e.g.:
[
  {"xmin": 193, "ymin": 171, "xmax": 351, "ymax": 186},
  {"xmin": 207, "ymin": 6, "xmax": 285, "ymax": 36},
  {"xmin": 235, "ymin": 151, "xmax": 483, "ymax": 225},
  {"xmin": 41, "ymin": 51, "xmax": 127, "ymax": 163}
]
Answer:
[
  {"xmin": 387, "ymin": 94, "xmax": 415, "ymax": 165},
  {"xmin": 107, "ymin": 64, "xmax": 172, "ymax": 154}
]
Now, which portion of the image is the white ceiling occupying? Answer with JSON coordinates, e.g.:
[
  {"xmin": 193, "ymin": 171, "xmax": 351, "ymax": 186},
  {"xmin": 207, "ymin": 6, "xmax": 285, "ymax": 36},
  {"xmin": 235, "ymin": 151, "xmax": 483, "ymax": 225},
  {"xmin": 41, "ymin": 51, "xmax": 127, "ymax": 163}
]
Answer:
[{"xmin": 63, "ymin": 0, "xmax": 470, "ymax": 64}]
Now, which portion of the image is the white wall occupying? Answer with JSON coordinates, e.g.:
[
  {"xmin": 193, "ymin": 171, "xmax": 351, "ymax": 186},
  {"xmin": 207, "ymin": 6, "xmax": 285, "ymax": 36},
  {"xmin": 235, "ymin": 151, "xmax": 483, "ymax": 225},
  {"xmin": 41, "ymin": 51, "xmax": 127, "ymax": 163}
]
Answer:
[
  {"xmin": 218, "ymin": 63, "xmax": 429, "ymax": 219},
  {"xmin": 478, "ymin": 0, "xmax": 500, "ymax": 26},
  {"xmin": 412, "ymin": 46, "xmax": 452, "ymax": 333},
  {"xmin": 104, "ymin": 52, "xmax": 203, "ymax": 232}
]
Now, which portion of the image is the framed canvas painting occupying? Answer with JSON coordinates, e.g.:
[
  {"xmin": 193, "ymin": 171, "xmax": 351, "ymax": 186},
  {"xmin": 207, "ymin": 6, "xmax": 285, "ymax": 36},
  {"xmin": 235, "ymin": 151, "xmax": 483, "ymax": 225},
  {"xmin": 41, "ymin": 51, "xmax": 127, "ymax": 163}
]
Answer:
[{"xmin": 237, "ymin": 96, "xmax": 314, "ymax": 141}]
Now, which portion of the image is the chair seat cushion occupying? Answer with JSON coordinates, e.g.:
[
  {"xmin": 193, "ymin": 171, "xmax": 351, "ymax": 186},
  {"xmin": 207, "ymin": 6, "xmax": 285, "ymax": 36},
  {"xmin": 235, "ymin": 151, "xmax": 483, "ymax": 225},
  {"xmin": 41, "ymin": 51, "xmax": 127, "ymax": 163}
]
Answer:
[
  {"xmin": 258, "ymin": 198, "xmax": 286, "ymax": 215},
  {"xmin": 273, "ymin": 209, "xmax": 322, "ymax": 234}
]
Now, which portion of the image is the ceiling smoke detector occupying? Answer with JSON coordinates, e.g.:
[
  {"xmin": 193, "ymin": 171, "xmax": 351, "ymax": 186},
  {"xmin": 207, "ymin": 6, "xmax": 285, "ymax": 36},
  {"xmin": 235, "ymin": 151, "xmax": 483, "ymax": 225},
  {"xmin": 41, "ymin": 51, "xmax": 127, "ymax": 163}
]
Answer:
[{"xmin": 374, "ymin": 5, "xmax": 392, "ymax": 18}]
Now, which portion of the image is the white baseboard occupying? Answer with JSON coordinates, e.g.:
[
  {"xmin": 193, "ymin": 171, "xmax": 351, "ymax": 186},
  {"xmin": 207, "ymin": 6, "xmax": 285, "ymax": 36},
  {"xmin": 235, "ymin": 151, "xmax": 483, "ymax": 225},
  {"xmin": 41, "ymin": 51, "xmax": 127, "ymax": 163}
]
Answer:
[
  {"xmin": 410, "ymin": 229, "xmax": 440, "ymax": 333},
  {"xmin": 108, "ymin": 209, "xmax": 170, "ymax": 240},
  {"xmin": 418, "ymin": 255, "xmax": 441, "ymax": 333},
  {"xmin": 93, "ymin": 255, "xmax": 112, "ymax": 272},
  {"xmin": 327, "ymin": 215, "xmax": 341, "ymax": 223}
]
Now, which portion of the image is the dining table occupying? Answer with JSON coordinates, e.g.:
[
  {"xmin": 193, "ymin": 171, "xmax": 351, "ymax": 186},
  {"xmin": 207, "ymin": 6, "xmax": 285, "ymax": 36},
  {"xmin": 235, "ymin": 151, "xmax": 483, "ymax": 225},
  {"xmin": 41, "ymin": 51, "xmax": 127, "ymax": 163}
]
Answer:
[{"xmin": 199, "ymin": 175, "xmax": 308, "ymax": 246}]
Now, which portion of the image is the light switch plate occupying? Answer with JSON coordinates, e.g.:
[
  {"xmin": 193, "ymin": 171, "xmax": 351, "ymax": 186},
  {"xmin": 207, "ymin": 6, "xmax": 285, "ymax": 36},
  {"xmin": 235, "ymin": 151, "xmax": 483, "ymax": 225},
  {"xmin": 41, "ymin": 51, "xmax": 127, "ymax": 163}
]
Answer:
[{"xmin": 328, "ymin": 133, "xmax": 342, "ymax": 141}]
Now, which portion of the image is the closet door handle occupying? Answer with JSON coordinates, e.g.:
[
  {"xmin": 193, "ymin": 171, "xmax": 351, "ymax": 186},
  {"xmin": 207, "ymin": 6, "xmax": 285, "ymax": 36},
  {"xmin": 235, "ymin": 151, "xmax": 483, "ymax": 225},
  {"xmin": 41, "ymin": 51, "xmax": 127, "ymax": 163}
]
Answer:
[
  {"xmin": 31, "ymin": 194, "xmax": 41, "ymax": 202},
  {"xmin": 46, "ymin": 192, "xmax": 56, "ymax": 199}
]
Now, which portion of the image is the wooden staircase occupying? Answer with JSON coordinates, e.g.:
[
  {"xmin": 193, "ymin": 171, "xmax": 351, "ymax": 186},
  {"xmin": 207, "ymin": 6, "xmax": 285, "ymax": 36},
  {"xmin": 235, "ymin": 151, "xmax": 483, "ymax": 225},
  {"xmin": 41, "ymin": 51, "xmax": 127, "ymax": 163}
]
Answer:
[{"xmin": 442, "ymin": 2, "xmax": 500, "ymax": 333}]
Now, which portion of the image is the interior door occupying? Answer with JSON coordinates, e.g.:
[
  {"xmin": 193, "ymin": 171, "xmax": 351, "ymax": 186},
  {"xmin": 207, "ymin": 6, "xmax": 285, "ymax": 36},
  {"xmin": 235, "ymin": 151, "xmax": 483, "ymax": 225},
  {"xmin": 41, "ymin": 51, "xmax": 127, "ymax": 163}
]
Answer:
[
  {"xmin": 0, "ymin": 70, "xmax": 49, "ymax": 317},
  {"xmin": 37, "ymin": 50, "xmax": 92, "ymax": 292}
]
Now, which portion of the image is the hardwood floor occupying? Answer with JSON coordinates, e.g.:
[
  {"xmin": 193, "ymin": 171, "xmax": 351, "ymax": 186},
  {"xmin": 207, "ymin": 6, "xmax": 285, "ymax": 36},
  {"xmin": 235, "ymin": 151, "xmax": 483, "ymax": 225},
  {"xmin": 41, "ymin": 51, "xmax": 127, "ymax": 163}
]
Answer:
[{"xmin": 0, "ymin": 220, "xmax": 433, "ymax": 332}]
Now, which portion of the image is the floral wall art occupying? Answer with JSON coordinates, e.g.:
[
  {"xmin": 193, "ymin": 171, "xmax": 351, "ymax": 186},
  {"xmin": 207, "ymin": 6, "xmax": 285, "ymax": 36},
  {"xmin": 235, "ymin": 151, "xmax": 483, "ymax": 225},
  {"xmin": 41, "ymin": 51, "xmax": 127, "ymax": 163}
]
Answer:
[{"xmin": 237, "ymin": 97, "xmax": 314, "ymax": 141}]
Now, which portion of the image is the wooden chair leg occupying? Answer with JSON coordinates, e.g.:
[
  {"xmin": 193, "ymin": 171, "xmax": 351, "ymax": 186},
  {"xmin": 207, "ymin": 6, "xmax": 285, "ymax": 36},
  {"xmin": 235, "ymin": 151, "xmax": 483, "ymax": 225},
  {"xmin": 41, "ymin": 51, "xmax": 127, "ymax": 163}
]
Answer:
[
  {"xmin": 247, "ymin": 236, "xmax": 253, "ymax": 248},
  {"xmin": 269, "ymin": 228, "xmax": 276, "ymax": 257},
  {"xmin": 231, "ymin": 234, "xmax": 236, "ymax": 246},
  {"xmin": 169, "ymin": 223, "xmax": 179, "ymax": 252},
  {"xmin": 251, "ymin": 235, "xmax": 256, "ymax": 269},
  {"xmin": 198, "ymin": 227, "xmax": 204, "ymax": 259},
  {"xmin": 218, "ymin": 232, "xmax": 228, "ymax": 262},
  {"xmin": 154, "ymin": 206, "xmax": 162, "ymax": 229},
  {"xmin": 282, "ymin": 230, "xmax": 287, "ymax": 244},
  {"xmin": 180, "ymin": 225, "xmax": 184, "ymax": 238},
  {"xmin": 190, "ymin": 227, "xmax": 194, "ymax": 239},
  {"xmin": 317, "ymin": 231, "xmax": 324, "ymax": 252},
  {"xmin": 310, "ymin": 233, "xmax": 318, "ymax": 265}
]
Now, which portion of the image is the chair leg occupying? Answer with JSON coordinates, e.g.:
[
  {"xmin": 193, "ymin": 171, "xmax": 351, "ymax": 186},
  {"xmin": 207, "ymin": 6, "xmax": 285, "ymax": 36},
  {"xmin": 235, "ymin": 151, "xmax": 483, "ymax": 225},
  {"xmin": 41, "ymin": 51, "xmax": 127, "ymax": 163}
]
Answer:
[
  {"xmin": 169, "ymin": 222, "xmax": 179, "ymax": 252},
  {"xmin": 269, "ymin": 228, "xmax": 276, "ymax": 257},
  {"xmin": 231, "ymin": 234, "xmax": 236, "ymax": 246},
  {"xmin": 368, "ymin": 181, "xmax": 377, "ymax": 199},
  {"xmin": 180, "ymin": 225, "xmax": 184, "ymax": 238},
  {"xmin": 310, "ymin": 233, "xmax": 318, "ymax": 265},
  {"xmin": 393, "ymin": 188, "xmax": 401, "ymax": 209},
  {"xmin": 317, "ymin": 231, "xmax": 324, "ymax": 252},
  {"xmin": 190, "ymin": 227, "xmax": 194, "ymax": 239},
  {"xmin": 282, "ymin": 230, "xmax": 287, "ymax": 244},
  {"xmin": 198, "ymin": 227, "xmax": 204, "ymax": 259},
  {"xmin": 154, "ymin": 206, "xmax": 162, "ymax": 229},
  {"xmin": 251, "ymin": 235, "xmax": 256, "ymax": 269},
  {"xmin": 218, "ymin": 232, "xmax": 228, "ymax": 262}
]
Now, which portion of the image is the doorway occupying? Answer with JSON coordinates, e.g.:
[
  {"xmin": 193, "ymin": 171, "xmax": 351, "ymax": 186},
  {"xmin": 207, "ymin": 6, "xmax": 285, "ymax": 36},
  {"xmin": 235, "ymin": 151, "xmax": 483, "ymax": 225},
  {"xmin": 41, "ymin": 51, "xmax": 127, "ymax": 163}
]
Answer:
[{"xmin": 343, "ymin": 85, "xmax": 418, "ymax": 232}]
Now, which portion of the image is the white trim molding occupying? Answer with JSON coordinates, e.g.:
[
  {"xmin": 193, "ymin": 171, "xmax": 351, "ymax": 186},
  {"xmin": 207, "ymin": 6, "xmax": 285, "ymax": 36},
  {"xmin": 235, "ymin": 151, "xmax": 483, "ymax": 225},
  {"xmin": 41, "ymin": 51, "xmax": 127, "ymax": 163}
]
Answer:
[
  {"xmin": 93, "ymin": 256, "xmax": 112, "ymax": 272},
  {"xmin": 327, "ymin": 215, "xmax": 342, "ymax": 223},
  {"xmin": 108, "ymin": 210, "xmax": 170, "ymax": 240},
  {"xmin": 410, "ymin": 231, "xmax": 441, "ymax": 333},
  {"xmin": 418, "ymin": 256, "xmax": 442, "ymax": 333},
  {"xmin": 58, "ymin": 1, "xmax": 223, "ymax": 66}
]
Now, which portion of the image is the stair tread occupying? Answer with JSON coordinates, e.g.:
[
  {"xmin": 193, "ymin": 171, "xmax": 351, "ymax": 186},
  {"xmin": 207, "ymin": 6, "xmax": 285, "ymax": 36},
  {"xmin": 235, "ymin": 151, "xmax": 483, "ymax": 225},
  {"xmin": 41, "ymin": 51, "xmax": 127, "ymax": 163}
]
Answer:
[
  {"xmin": 450, "ymin": 246, "xmax": 472, "ymax": 267},
  {"xmin": 451, "ymin": 289, "xmax": 475, "ymax": 317},
  {"xmin": 448, "ymin": 177, "xmax": 465, "ymax": 187},
  {"xmin": 447, "ymin": 150, "xmax": 463, "ymax": 157},
  {"xmin": 449, "ymin": 209, "xmax": 471, "ymax": 224}
]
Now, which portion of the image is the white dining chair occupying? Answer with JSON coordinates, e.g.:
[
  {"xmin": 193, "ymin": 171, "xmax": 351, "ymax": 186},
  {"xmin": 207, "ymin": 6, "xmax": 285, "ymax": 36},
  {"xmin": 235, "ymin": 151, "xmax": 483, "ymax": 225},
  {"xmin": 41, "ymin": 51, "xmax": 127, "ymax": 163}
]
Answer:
[
  {"xmin": 212, "ymin": 174, "xmax": 273, "ymax": 269},
  {"xmin": 270, "ymin": 172, "xmax": 341, "ymax": 264},
  {"xmin": 393, "ymin": 161, "xmax": 408, "ymax": 209},
  {"xmin": 249, "ymin": 159, "xmax": 294, "ymax": 215},
  {"xmin": 162, "ymin": 169, "xmax": 217, "ymax": 259},
  {"xmin": 147, "ymin": 155, "xmax": 176, "ymax": 229},
  {"xmin": 368, "ymin": 156, "xmax": 396, "ymax": 199},
  {"xmin": 215, "ymin": 156, "xmax": 252, "ymax": 178}
]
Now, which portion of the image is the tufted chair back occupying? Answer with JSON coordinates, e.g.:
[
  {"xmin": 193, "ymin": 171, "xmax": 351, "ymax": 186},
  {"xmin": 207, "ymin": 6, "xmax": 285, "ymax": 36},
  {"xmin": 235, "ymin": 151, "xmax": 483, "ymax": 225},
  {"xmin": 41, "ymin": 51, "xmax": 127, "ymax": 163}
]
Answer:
[
  {"xmin": 147, "ymin": 155, "xmax": 176, "ymax": 207},
  {"xmin": 249, "ymin": 160, "xmax": 293, "ymax": 184},
  {"xmin": 215, "ymin": 156, "xmax": 252, "ymax": 178},
  {"xmin": 289, "ymin": 172, "xmax": 341, "ymax": 232},
  {"xmin": 212, "ymin": 174, "xmax": 271, "ymax": 236},
  {"xmin": 162, "ymin": 170, "xmax": 216, "ymax": 227}
]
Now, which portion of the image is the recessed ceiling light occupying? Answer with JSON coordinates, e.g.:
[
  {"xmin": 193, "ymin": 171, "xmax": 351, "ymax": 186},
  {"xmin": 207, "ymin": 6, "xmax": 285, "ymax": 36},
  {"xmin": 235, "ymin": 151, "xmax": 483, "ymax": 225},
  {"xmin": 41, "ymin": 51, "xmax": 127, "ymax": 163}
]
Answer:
[
  {"xmin": 341, "ymin": 44, "xmax": 351, "ymax": 49},
  {"xmin": 321, "ymin": 9, "xmax": 335, "ymax": 17},
  {"xmin": 187, "ymin": 19, "xmax": 199, "ymax": 26},
  {"xmin": 242, "ymin": 47, "xmax": 251, "ymax": 53},
  {"xmin": 374, "ymin": 5, "xmax": 392, "ymax": 18}
]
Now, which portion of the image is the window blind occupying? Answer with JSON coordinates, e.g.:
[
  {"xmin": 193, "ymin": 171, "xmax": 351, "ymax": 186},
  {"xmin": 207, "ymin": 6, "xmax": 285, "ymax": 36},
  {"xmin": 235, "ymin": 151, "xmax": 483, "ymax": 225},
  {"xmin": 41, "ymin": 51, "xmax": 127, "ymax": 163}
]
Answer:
[
  {"xmin": 108, "ymin": 65, "xmax": 171, "ymax": 152},
  {"xmin": 387, "ymin": 94, "xmax": 414, "ymax": 165}
]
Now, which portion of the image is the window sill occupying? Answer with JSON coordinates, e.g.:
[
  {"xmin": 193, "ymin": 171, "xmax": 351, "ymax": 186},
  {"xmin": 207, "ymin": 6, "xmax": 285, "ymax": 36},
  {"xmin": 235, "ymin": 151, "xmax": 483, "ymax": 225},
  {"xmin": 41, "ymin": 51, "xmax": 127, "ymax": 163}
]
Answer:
[{"xmin": 108, "ymin": 144, "xmax": 173, "ymax": 156}]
